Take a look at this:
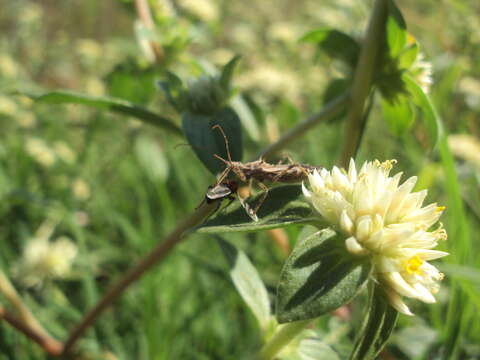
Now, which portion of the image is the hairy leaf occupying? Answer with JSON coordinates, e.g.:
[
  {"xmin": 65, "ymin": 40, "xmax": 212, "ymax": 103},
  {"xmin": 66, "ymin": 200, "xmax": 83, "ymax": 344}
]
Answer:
[
  {"xmin": 181, "ymin": 106, "xmax": 243, "ymax": 174},
  {"xmin": 276, "ymin": 229, "xmax": 371, "ymax": 323}
]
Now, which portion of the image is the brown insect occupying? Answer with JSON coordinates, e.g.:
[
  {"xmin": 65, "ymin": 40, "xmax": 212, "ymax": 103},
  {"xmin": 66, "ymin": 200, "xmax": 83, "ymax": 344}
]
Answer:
[{"xmin": 209, "ymin": 125, "xmax": 319, "ymax": 221}]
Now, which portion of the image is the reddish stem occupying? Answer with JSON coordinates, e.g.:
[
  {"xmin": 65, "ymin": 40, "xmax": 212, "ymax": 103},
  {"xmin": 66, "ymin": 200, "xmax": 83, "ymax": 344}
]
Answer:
[{"xmin": 0, "ymin": 306, "xmax": 63, "ymax": 356}]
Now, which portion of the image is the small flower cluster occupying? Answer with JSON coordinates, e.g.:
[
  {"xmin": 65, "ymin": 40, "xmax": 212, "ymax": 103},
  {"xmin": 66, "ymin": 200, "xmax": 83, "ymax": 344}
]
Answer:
[
  {"xmin": 14, "ymin": 221, "xmax": 78, "ymax": 288},
  {"xmin": 303, "ymin": 159, "xmax": 448, "ymax": 315}
]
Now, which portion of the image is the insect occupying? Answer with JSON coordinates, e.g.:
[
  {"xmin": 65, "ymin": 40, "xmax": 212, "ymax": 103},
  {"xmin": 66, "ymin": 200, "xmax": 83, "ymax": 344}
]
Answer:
[{"xmin": 206, "ymin": 125, "xmax": 319, "ymax": 221}]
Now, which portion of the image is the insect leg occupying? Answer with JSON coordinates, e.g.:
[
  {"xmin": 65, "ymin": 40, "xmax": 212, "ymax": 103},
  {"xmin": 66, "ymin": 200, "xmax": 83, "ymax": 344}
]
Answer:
[
  {"xmin": 238, "ymin": 192, "xmax": 259, "ymax": 222},
  {"xmin": 249, "ymin": 181, "xmax": 269, "ymax": 221}
]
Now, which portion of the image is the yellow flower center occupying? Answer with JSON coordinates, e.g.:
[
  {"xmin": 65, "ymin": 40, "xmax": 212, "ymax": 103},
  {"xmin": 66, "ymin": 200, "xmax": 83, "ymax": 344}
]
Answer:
[{"xmin": 404, "ymin": 255, "xmax": 424, "ymax": 275}]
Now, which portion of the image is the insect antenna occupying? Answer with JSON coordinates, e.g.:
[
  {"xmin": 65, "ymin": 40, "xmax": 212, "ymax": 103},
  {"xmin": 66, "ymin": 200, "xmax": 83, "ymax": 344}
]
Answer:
[{"xmin": 213, "ymin": 153, "xmax": 230, "ymax": 165}]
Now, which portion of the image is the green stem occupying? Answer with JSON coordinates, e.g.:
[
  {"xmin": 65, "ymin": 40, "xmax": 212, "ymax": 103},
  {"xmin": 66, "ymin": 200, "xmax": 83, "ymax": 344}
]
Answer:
[
  {"xmin": 134, "ymin": 0, "xmax": 164, "ymax": 63},
  {"xmin": 257, "ymin": 320, "xmax": 311, "ymax": 360},
  {"xmin": 258, "ymin": 93, "xmax": 349, "ymax": 160},
  {"xmin": 339, "ymin": 0, "xmax": 388, "ymax": 167}
]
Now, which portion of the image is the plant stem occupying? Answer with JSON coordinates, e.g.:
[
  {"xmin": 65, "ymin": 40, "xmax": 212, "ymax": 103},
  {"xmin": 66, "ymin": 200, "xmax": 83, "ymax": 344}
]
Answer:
[
  {"xmin": 134, "ymin": 0, "xmax": 164, "ymax": 63},
  {"xmin": 339, "ymin": 0, "xmax": 389, "ymax": 167},
  {"xmin": 257, "ymin": 320, "xmax": 311, "ymax": 360},
  {"xmin": 0, "ymin": 305, "xmax": 63, "ymax": 356},
  {"xmin": 62, "ymin": 201, "xmax": 218, "ymax": 355},
  {"xmin": 258, "ymin": 93, "xmax": 349, "ymax": 160}
]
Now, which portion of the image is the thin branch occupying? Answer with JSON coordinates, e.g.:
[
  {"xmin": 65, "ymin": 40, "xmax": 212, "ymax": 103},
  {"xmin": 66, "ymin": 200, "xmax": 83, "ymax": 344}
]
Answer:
[
  {"xmin": 134, "ymin": 0, "xmax": 164, "ymax": 63},
  {"xmin": 339, "ymin": 0, "xmax": 389, "ymax": 167},
  {"xmin": 0, "ymin": 305, "xmax": 63, "ymax": 356},
  {"xmin": 258, "ymin": 92, "xmax": 349, "ymax": 160},
  {"xmin": 62, "ymin": 200, "xmax": 218, "ymax": 355}
]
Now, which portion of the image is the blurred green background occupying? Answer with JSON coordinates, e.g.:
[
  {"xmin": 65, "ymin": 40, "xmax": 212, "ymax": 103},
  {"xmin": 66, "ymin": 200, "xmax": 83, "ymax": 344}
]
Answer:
[{"xmin": 1, "ymin": 0, "xmax": 479, "ymax": 359}]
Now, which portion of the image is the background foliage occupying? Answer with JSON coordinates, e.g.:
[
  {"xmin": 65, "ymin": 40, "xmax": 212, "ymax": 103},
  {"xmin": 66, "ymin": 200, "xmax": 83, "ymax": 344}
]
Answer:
[{"xmin": 1, "ymin": 0, "xmax": 479, "ymax": 359}]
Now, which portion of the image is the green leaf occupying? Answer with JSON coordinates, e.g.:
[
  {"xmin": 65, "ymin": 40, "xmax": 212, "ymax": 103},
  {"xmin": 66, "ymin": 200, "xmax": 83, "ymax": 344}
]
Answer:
[
  {"xmin": 220, "ymin": 55, "xmax": 241, "ymax": 92},
  {"xmin": 181, "ymin": 106, "xmax": 243, "ymax": 174},
  {"xmin": 386, "ymin": 0, "xmax": 407, "ymax": 58},
  {"xmin": 216, "ymin": 238, "xmax": 272, "ymax": 331},
  {"xmin": 296, "ymin": 337, "xmax": 341, "ymax": 360},
  {"xmin": 349, "ymin": 284, "xmax": 399, "ymax": 360},
  {"xmin": 196, "ymin": 185, "xmax": 318, "ymax": 233},
  {"xmin": 381, "ymin": 95, "xmax": 415, "ymax": 136},
  {"xmin": 300, "ymin": 28, "xmax": 360, "ymax": 68},
  {"xmin": 22, "ymin": 90, "xmax": 183, "ymax": 136},
  {"xmin": 398, "ymin": 43, "xmax": 419, "ymax": 69},
  {"xmin": 276, "ymin": 329, "xmax": 340, "ymax": 360},
  {"xmin": 403, "ymin": 74, "xmax": 441, "ymax": 146},
  {"xmin": 276, "ymin": 229, "xmax": 372, "ymax": 323},
  {"xmin": 105, "ymin": 59, "xmax": 158, "ymax": 105},
  {"xmin": 156, "ymin": 71, "xmax": 185, "ymax": 112}
]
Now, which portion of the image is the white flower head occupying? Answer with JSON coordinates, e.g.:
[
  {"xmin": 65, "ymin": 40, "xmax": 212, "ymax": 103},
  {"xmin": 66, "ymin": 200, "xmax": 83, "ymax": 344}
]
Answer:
[
  {"xmin": 15, "ymin": 221, "xmax": 78, "ymax": 287},
  {"xmin": 411, "ymin": 53, "xmax": 433, "ymax": 94},
  {"xmin": 303, "ymin": 159, "xmax": 448, "ymax": 315}
]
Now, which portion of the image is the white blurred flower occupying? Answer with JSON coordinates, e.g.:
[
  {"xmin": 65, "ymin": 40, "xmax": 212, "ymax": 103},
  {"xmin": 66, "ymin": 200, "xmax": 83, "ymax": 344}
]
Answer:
[
  {"xmin": 25, "ymin": 138, "xmax": 56, "ymax": 167},
  {"xmin": 76, "ymin": 39, "xmax": 103, "ymax": 61},
  {"xmin": 448, "ymin": 134, "xmax": 480, "ymax": 169},
  {"xmin": 18, "ymin": 3, "xmax": 42, "ymax": 25},
  {"xmin": 85, "ymin": 77, "xmax": 105, "ymax": 96},
  {"xmin": 231, "ymin": 24, "xmax": 257, "ymax": 48},
  {"xmin": 16, "ymin": 221, "xmax": 78, "ymax": 287},
  {"xmin": 209, "ymin": 48, "xmax": 235, "ymax": 66},
  {"xmin": 238, "ymin": 64, "xmax": 300, "ymax": 100},
  {"xmin": 303, "ymin": 159, "xmax": 448, "ymax": 315},
  {"xmin": 411, "ymin": 53, "xmax": 433, "ymax": 94},
  {"xmin": 72, "ymin": 178, "xmax": 91, "ymax": 201},
  {"xmin": 54, "ymin": 141, "xmax": 76, "ymax": 164},
  {"xmin": 458, "ymin": 76, "xmax": 480, "ymax": 109},
  {"xmin": 0, "ymin": 55, "xmax": 19, "ymax": 78},
  {"xmin": 268, "ymin": 22, "xmax": 301, "ymax": 44},
  {"xmin": 16, "ymin": 112, "xmax": 36, "ymax": 128},
  {"xmin": 178, "ymin": 0, "xmax": 218, "ymax": 21},
  {"xmin": 151, "ymin": 0, "xmax": 176, "ymax": 18},
  {"xmin": 0, "ymin": 96, "xmax": 18, "ymax": 116}
]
